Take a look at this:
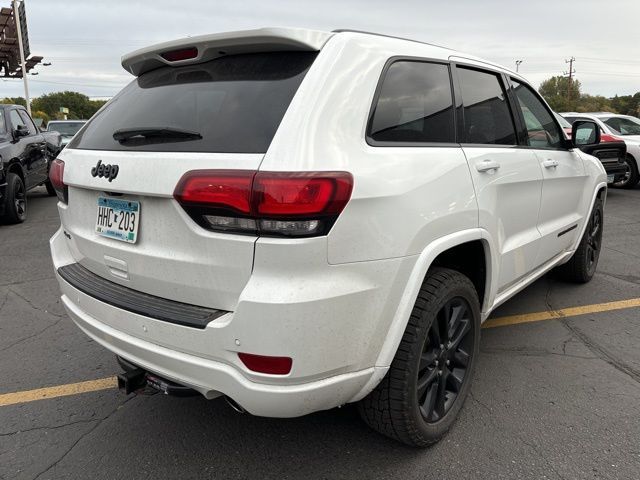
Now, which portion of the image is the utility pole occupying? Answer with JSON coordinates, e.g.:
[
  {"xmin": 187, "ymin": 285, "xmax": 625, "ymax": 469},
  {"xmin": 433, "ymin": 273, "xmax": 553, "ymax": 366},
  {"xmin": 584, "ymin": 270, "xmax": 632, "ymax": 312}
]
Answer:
[
  {"xmin": 12, "ymin": 0, "xmax": 30, "ymax": 115},
  {"xmin": 564, "ymin": 57, "xmax": 576, "ymax": 100},
  {"xmin": 515, "ymin": 60, "xmax": 523, "ymax": 73}
]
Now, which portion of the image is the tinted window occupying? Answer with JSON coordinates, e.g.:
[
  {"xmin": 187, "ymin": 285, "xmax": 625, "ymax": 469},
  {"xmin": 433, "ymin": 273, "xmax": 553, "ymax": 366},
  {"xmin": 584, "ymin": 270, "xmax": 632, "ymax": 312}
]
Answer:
[
  {"xmin": 18, "ymin": 110, "xmax": 37, "ymax": 135},
  {"xmin": 0, "ymin": 110, "xmax": 5, "ymax": 134},
  {"xmin": 48, "ymin": 122, "xmax": 85, "ymax": 136},
  {"xmin": 9, "ymin": 110, "xmax": 25, "ymax": 132},
  {"xmin": 457, "ymin": 67, "xmax": 516, "ymax": 145},
  {"xmin": 368, "ymin": 61, "xmax": 454, "ymax": 143},
  {"xmin": 603, "ymin": 116, "xmax": 640, "ymax": 136},
  {"xmin": 70, "ymin": 52, "xmax": 317, "ymax": 153},
  {"xmin": 511, "ymin": 81, "xmax": 563, "ymax": 148}
]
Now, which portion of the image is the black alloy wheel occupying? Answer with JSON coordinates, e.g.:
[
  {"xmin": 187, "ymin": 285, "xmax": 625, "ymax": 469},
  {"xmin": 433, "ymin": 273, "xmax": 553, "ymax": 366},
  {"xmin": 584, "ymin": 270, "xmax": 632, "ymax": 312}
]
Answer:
[
  {"xmin": 417, "ymin": 297, "xmax": 474, "ymax": 423},
  {"xmin": 358, "ymin": 267, "xmax": 480, "ymax": 447}
]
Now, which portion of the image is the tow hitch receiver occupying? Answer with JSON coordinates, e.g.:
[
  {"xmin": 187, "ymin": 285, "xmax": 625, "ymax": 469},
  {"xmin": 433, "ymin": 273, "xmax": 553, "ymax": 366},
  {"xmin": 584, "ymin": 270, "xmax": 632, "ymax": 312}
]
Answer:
[
  {"xmin": 117, "ymin": 368, "xmax": 146, "ymax": 395},
  {"xmin": 116, "ymin": 357, "xmax": 199, "ymax": 397}
]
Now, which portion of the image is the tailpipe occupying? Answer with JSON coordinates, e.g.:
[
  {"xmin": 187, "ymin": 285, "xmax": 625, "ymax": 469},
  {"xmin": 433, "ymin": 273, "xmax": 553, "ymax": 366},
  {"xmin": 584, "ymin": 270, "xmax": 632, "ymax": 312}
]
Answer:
[{"xmin": 224, "ymin": 396, "xmax": 246, "ymax": 414}]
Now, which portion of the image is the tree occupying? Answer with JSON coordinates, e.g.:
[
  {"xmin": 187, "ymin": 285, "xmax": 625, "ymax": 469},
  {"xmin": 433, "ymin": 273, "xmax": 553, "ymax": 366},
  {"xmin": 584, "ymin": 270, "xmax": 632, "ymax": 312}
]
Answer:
[
  {"xmin": 0, "ymin": 97, "xmax": 27, "ymax": 107},
  {"xmin": 31, "ymin": 91, "xmax": 106, "ymax": 120},
  {"xmin": 539, "ymin": 76, "xmax": 582, "ymax": 112}
]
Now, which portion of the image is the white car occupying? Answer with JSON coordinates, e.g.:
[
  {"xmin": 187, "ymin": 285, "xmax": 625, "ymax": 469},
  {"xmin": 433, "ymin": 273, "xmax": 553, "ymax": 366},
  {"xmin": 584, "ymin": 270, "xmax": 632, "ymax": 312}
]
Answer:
[
  {"xmin": 561, "ymin": 112, "xmax": 640, "ymax": 188},
  {"xmin": 49, "ymin": 28, "xmax": 607, "ymax": 446}
]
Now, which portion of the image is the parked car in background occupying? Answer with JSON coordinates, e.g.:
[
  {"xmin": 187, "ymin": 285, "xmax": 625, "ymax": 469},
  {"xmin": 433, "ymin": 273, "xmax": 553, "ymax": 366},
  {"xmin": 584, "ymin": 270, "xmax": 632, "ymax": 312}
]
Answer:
[
  {"xmin": 50, "ymin": 28, "xmax": 607, "ymax": 447},
  {"xmin": 555, "ymin": 113, "xmax": 627, "ymax": 185},
  {"xmin": 561, "ymin": 112, "xmax": 640, "ymax": 188},
  {"xmin": 46, "ymin": 120, "xmax": 87, "ymax": 149},
  {"xmin": 0, "ymin": 104, "xmax": 62, "ymax": 223}
]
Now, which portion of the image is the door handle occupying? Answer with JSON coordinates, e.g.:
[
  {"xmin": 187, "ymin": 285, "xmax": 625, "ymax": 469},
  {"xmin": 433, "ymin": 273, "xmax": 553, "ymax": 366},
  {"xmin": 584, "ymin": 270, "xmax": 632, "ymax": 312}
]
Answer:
[
  {"xmin": 543, "ymin": 159, "xmax": 559, "ymax": 169},
  {"xmin": 476, "ymin": 160, "xmax": 501, "ymax": 173}
]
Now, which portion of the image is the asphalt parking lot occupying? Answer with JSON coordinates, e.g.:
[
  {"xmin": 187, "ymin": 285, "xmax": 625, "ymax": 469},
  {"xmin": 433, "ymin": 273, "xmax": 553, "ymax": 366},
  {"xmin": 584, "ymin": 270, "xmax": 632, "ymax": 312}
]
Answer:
[{"xmin": 1, "ymin": 186, "xmax": 639, "ymax": 480}]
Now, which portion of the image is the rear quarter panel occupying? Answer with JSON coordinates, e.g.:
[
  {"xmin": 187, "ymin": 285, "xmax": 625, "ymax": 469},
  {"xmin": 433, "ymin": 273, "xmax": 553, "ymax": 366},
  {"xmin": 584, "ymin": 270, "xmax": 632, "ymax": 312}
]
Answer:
[{"xmin": 261, "ymin": 33, "xmax": 478, "ymax": 264}]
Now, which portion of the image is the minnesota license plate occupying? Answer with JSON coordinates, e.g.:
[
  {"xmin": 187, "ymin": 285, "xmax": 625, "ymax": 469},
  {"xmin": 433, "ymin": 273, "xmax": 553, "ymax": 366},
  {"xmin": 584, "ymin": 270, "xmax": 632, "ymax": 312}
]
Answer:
[{"xmin": 95, "ymin": 197, "xmax": 140, "ymax": 243}]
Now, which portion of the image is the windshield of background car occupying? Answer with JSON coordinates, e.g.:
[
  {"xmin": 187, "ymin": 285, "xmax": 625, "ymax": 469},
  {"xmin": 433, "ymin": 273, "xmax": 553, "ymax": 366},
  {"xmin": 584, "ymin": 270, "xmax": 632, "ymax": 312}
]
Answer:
[
  {"xmin": 602, "ymin": 116, "xmax": 640, "ymax": 136},
  {"xmin": 68, "ymin": 51, "xmax": 317, "ymax": 153},
  {"xmin": 49, "ymin": 122, "xmax": 85, "ymax": 136}
]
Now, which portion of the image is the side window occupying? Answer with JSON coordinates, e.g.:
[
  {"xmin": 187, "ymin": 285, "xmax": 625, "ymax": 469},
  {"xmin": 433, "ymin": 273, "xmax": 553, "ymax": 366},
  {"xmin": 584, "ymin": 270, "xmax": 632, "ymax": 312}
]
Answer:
[
  {"xmin": 9, "ymin": 109, "xmax": 25, "ymax": 133},
  {"xmin": 0, "ymin": 110, "xmax": 5, "ymax": 134},
  {"xmin": 18, "ymin": 110, "xmax": 37, "ymax": 135},
  {"xmin": 368, "ymin": 60, "xmax": 455, "ymax": 144},
  {"xmin": 456, "ymin": 67, "xmax": 517, "ymax": 145},
  {"xmin": 511, "ymin": 80, "xmax": 563, "ymax": 149}
]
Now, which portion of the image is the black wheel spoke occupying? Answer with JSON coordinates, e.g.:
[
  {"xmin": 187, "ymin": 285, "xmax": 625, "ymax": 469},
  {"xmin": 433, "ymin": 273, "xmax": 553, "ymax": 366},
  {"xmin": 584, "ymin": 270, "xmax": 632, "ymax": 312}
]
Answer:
[
  {"xmin": 452, "ymin": 348, "xmax": 470, "ymax": 368},
  {"xmin": 449, "ymin": 318, "xmax": 471, "ymax": 350},
  {"xmin": 434, "ymin": 372, "xmax": 448, "ymax": 420},
  {"xmin": 417, "ymin": 368, "xmax": 438, "ymax": 399},
  {"xmin": 419, "ymin": 350, "xmax": 437, "ymax": 372},
  {"xmin": 448, "ymin": 368, "xmax": 464, "ymax": 393},
  {"xmin": 421, "ymin": 381, "xmax": 438, "ymax": 419}
]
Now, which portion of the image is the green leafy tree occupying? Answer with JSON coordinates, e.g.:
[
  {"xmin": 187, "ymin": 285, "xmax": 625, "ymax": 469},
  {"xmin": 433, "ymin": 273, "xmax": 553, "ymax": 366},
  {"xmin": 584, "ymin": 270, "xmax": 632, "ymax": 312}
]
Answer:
[
  {"xmin": 0, "ymin": 96, "xmax": 27, "ymax": 107},
  {"xmin": 539, "ymin": 76, "xmax": 582, "ymax": 112},
  {"xmin": 31, "ymin": 91, "xmax": 106, "ymax": 120}
]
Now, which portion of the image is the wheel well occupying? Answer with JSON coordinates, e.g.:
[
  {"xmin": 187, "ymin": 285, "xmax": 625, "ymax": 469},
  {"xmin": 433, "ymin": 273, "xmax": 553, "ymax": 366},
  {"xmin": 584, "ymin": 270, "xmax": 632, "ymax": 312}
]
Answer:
[
  {"xmin": 7, "ymin": 163, "xmax": 24, "ymax": 183},
  {"xmin": 430, "ymin": 240, "xmax": 487, "ymax": 307}
]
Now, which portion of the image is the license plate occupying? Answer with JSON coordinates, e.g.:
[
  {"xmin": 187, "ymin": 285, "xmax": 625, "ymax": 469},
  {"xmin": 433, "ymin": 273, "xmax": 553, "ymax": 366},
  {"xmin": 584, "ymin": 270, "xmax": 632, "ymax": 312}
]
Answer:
[
  {"xmin": 607, "ymin": 174, "xmax": 615, "ymax": 183},
  {"xmin": 95, "ymin": 197, "xmax": 140, "ymax": 243}
]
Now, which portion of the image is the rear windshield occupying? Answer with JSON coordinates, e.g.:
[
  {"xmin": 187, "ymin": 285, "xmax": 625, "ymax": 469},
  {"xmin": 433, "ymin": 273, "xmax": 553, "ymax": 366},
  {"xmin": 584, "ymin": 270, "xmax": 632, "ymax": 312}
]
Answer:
[{"xmin": 69, "ymin": 51, "xmax": 317, "ymax": 153}]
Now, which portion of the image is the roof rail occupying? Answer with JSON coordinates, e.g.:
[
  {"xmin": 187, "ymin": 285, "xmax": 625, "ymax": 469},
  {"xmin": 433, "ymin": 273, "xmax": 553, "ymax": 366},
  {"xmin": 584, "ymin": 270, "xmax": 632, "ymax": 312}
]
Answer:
[{"xmin": 332, "ymin": 29, "xmax": 453, "ymax": 52}]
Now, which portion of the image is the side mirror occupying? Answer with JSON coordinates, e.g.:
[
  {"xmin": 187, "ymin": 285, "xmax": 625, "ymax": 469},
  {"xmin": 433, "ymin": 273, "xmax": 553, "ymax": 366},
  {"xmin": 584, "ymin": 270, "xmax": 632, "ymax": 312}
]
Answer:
[
  {"xmin": 13, "ymin": 124, "xmax": 30, "ymax": 139},
  {"xmin": 572, "ymin": 120, "xmax": 600, "ymax": 147}
]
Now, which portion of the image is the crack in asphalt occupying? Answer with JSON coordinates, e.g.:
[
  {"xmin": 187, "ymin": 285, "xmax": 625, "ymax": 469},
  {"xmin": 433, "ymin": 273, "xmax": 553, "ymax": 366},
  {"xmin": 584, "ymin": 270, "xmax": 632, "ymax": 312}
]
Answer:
[
  {"xmin": 603, "ymin": 245, "xmax": 640, "ymax": 261},
  {"xmin": 598, "ymin": 270, "xmax": 640, "ymax": 286},
  {"xmin": 0, "ymin": 290, "xmax": 65, "ymax": 354},
  {"xmin": 32, "ymin": 395, "xmax": 136, "ymax": 480},
  {"xmin": 481, "ymin": 346, "xmax": 596, "ymax": 360},
  {"xmin": 0, "ymin": 417, "xmax": 100, "ymax": 437},
  {"xmin": 0, "ymin": 275, "xmax": 56, "ymax": 288},
  {"xmin": 544, "ymin": 278, "xmax": 640, "ymax": 385},
  {"xmin": 7, "ymin": 287, "xmax": 65, "ymax": 319}
]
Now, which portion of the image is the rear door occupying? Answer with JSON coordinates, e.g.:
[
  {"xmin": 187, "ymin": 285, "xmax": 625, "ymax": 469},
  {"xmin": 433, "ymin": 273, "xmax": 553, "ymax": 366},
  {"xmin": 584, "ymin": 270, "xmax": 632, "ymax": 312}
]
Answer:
[
  {"xmin": 8, "ymin": 108, "xmax": 46, "ymax": 188},
  {"xmin": 59, "ymin": 51, "xmax": 316, "ymax": 311},
  {"xmin": 509, "ymin": 79, "xmax": 588, "ymax": 265},
  {"xmin": 454, "ymin": 65, "xmax": 544, "ymax": 293}
]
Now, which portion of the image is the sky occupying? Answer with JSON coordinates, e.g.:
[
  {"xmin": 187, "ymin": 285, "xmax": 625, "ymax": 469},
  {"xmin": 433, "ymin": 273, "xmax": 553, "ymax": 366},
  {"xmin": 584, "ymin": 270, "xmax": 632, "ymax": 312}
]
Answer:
[{"xmin": 2, "ymin": 0, "xmax": 640, "ymax": 100}]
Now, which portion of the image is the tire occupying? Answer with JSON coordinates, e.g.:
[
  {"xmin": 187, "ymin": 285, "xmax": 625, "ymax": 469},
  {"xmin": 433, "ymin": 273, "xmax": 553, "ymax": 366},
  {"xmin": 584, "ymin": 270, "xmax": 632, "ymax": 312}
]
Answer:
[
  {"xmin": 358, "ymin": 267, "xmax": 480, "ymax": 447},
  {"xmin": 555, "ymin": 197, "xmax": 603, "ymax": 283},
  {"xmin": 611, "ymin": 155, "xmax": 639, "ymax": 189},
  {"xmin": 45, "ymin": 179, "xmax": 57, "ymax": 196},
  {"xmin": 1, "ymin": 172, "xmax": 27, "ymax": 224}
]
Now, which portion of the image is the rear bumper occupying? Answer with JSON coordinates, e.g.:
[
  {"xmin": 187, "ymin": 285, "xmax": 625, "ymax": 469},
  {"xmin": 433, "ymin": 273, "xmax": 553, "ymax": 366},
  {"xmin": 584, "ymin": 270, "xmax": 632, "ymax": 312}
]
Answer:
[
  {"xmin": 50, "ymin": 227, "xmax": 411, "ymax": 417},
  {"xmin": 61, "ymin": 291, "xmax": 375, "ymax": 416}
]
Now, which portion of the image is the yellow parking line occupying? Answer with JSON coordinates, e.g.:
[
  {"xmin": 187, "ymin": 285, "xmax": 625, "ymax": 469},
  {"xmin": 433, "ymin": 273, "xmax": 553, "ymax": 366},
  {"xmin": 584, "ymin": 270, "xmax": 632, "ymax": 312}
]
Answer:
[
  {"xmin": 1, "ymin": 298, "xmax": 639, "ymax": 407},
  {"xmin": 0, "ymin": 376, "xmax": 116, "ymax": 407},
  {"xmin": 483, "ymin": 297, "xmax": 640, "ymax": 329}
]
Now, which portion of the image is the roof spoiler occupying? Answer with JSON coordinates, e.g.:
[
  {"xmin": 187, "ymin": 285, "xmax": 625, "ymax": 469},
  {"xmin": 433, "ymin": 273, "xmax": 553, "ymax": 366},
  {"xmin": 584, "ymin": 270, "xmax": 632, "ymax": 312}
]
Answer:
[{"xmin": 121, "ymin": 27, "xmax": 333, "ymax": 77}]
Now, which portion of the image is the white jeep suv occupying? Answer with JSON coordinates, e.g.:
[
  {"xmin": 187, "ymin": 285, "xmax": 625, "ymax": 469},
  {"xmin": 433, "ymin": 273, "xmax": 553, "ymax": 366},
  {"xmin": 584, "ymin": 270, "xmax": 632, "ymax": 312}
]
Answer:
[{"xmin": 49, "ymin": 28, "xmax": 607, "ymax": 446}]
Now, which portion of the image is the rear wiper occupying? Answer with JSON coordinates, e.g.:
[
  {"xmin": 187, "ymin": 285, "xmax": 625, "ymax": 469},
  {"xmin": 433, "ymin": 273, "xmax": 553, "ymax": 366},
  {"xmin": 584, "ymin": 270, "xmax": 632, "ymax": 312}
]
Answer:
[{"xmin": 113, "ymin": 127, "xmax": 202, "ymax": 142}]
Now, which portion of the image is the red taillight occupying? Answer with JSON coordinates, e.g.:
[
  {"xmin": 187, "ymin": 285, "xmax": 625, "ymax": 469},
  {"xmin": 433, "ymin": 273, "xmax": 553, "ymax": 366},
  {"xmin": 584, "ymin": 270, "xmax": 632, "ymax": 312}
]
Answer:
[
  {"xmin": 160, "ymin": 47, "xmax": 198, "ymax": 62},
  {"xmin": 238, "ymin": 353, "xmax": 292, "ymax": 375},
  {"xmin": 173, "ymin": 170, "xmax": 353, "ymax": 237},
  {"xmin": 253, "ymin": 173, "xmax": 352, "ymax": 216},
  {"xmin": 600, "ymin": 133, "xmax": 623, "ymax": 143},
  {"xmin": 49, "ymin": 158, "xmax": 67, "ymax": 203},
  {"xmin": 174, "ymin": 170, "xmax": 254, "ymax": 214}
]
